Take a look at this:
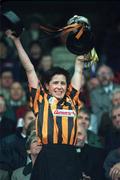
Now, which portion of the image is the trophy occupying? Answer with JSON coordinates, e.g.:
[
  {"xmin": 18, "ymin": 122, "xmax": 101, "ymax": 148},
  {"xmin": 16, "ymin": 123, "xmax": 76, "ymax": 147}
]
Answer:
[{"xmin": 1, "ymin": 11, "xmax": 24, "ymax": 37}]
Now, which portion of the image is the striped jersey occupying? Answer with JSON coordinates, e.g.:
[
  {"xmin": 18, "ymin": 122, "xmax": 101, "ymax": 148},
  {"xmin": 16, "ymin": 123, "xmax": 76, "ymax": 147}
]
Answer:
[{"xmin": 29, "ymin": 84, "xmax": 82, "ymax": 145}]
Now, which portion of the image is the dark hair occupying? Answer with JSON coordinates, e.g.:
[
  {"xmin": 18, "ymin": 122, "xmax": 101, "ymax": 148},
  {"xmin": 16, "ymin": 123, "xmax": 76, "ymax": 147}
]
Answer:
[
  {"xmin": 78, "ymin": 107, "xmax": 90, "ymax": 118},
  {"xmin": 43, "ymin": 67, "xmax": 70, "ymax": 87}
]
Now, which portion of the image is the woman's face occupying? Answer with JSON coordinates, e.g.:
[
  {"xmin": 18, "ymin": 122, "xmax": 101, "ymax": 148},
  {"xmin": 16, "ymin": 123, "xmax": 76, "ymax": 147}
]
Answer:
[{"xmin": 46, "ymin": 74, "xmax": 67, "ymax": 100}]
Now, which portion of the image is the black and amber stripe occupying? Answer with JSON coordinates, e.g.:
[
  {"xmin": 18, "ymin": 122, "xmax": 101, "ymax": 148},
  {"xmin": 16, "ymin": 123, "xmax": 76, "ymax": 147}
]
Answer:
[{"xmin": 29, "ymin": 84, "xmax": 82, "ymax": 145}]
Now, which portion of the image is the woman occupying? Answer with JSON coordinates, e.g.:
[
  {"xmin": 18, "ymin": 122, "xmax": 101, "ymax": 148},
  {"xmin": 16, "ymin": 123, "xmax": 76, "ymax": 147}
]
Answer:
[{"xmin": 6, "ymin": 29, "xmax": 87, "ymax": 180}]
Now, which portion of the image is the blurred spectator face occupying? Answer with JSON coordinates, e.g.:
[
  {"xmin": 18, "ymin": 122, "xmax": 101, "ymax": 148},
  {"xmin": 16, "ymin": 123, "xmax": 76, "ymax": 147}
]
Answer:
[
  {"xmin": 97, "ymin": 65, "xmax": 114, "ymax": 86},
  {"xmin": 76, "ymin": 126, "xmax": 87, "ymax": 147},
  {"xmin": 0, "ymin": 42, "xmax": 7, "ymax": 59},
  {"xmin": 24, "ymin": 111, "xmax": 35, "ymax": 131},
  {"xmin": 77, "ymin": 111, "xmax": 90, "ymax": 130},
  {"xmin": 10, "ymin": 82, "xmax": 24, "ymax": 101},
  {"xmin": 112, "ymin": 92, "xmax": 120, "ymax": 106},
  {"xmin": 1, "ymin": 71, "xmax": 14, "ymax": 89},
  {"xmin": 39, "ymin": 55, "xmax": 53, "ymax": 71},
  {"xmin": 112, "ymin": 107, "xmax": 120, "ymax": 130},
  {"xmin": 30, "ymin": 43, "xmax": 42, "ymax": 60},
  {"xmin": 87, "ymin": 77, "xmax": 100, "ymax": 91},
  {"xmin": 29, "ymin": 137, "xmax": 42, "ymax": 156},
  {"xmin": 0, "ymin": 96, "xmax": 6, "ymax": 114}
]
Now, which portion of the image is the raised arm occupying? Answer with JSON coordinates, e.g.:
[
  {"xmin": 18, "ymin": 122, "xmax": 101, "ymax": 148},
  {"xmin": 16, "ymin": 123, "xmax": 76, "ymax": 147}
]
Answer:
[
  {"xmin": 71, "ymin": 55, "xmax": 86, "ymax": 91},
  {"xmin": 5, "ymin": 30, "xmax": 38, "ymax": 88}
]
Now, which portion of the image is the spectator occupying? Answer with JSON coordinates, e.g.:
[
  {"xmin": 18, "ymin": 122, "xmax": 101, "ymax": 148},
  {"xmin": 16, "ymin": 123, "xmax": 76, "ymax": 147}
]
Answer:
[
  {"xmin": 90, "ymin": 64, "xmax": 120, "ymax": 127},
  {"xmin": 0, "ymin": 69, "xmax": 14, "ymax": 101},
  {"xmin": 0, "ymin": 38, "xmax": 22, "ymax": 81},
  {"xmin": 87, "ymin": 77, "xmax": 100, "ymax": 91},
  {"xmin": 8, "ymin": 82, "xmax": 27, "ymax": 105},
  {"xmin": 20, "ymin": 13, "xmax": 51, "ymax": 52},
  {"xmin": 76, "ymin": 125, "xmax": 106, "ymax": 180},
  {"xmin": 0, "ymin": 39, "xmax": 14, "ymax": 73},
  {"xmin": 104, "ymin": 105, "xmax": 120, "ymax": 154},
  {"xmin": 28, "ymin": 40, "xmax": 43, "ymax": 69},
  {"xmin": 19, "ymin": 40, "xmax": 43, "ymax": 83},
  {"xmin": 110, "ymin": 87, "xmax": 120, "ymax": 106},
  {"xmin": 0, "ymin": 95, "xmax": 16, "ymax": 139},
  {"xmin": 51, "ymin": 32, "xmax": 76, "ymax": 70},
  {"xmin": 99, "ymin": 87, "xmax": 120, "ymax": 138},
  {"xmin": 38, "ymin": 53, "xmax": 53, "ymax": 72},
  {"xmin": 37, "ymin": 53, "xmax": 53, "ymax": 85},
  {"xmin": 104, "ymin": 147, "xmax": 120, "ymax": 180},
  {"xmin": 11, "ymin": 131, "xmax": 42, "ymax": 180},
  {"xmin": 7, "ymin": 81, "xmax": 27, "ymax": 122},
  {"xmin": 0, "ymin": 110, "xmax": 35, "ymax": 174},
  {"xmin": 77, "ymin": 107, "xmax": 103, "ymax": 148}
]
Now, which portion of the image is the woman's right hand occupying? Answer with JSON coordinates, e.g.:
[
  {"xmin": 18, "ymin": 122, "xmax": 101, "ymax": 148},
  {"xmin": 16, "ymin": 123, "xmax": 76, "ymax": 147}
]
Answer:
[{"xmin": 5, "ymin": 29, "xmax": 19, "ymax": 41}]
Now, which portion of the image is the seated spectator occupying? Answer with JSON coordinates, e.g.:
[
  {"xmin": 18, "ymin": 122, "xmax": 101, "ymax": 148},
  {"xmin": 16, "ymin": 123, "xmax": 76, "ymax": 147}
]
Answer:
[
  {"xmin": 77, "ymin": 107, "xmax": 103, "ymax": 148},
  {"xmin": 87, "ymin": 77, "xmax": 100, "ymax": 91},
  {"xmin": 0, "ymin": 109, "xmax": 35, "ymax": 174},
  {"xmin": 110, "ymin": 87, "xmax": 120, "ymax": 106},
  {"xmin": 0, "ymin": 38, "xmax": 21, "ymax": 82},
  {"xmin": 0, "ymin": 95, "xmax": 16, "ymax": 139},
  {"xmin": 37, "ymin": 53, "xmax": 53, "ymax": 85},
  {"xmin": 11, "ymin": 131, "xmax": 42, "ymax": 180},
  {"xmin": 90, "ymin": 64, "xmax": 120, "ymax": 127},
  {"xmin": 104, "ymin": 105, "xmax": 120, "ymax": 154},
  {"xmin": 20, "ymin": 13, "xmax": 51, "ymax": 53},
  {"xmin": 99, "ymin": 87, "xmax": 120, "ymax": 138},
  {"xmin": 51, "ymin": 32, "xmax": 76, "ymax": 70},
  {"xmin": 0, "ymin": 69, "xmax": 14, "ymax": 101},
  {"xmin": 7, "ymin": 81, "xmax": 28, "ymax": 122},
  {"xmin": 104, "ymin": 147, "xmax": 120, "ymax": 180},
  {"xmin": 8, "ymin": 81, "xmax": 27, "ymax": 106},
  {"xmin": 18, "ymin": 40, "xmax": 44, "ymax": 83},
  {"xmin": 38, "ymin": 53, "xmax": 53, "ymax": 72},
  {"xmin": 76, "ymin": 125, "xmax": 106, "ymax": 180},
  {"xmin": 28, "ymin": 40, "xmax": 43, "ymax": 69},
  {"xmin": 79, "ymin": 75, "xmax": 99, "ymax": 133},
  {"xmin": 109, "ymin": 162, "xmax": 120, "ymax": 180},
  {"xmin": 0, "ymin": 39, "xmax": 15, "ymax": 74}
]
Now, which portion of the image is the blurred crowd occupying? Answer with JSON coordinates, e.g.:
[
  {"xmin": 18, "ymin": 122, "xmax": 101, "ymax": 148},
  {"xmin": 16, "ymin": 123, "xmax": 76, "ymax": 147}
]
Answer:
[{"xmin": 0, "ymin": 13, "xmax": 120, "ymax": 180}]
